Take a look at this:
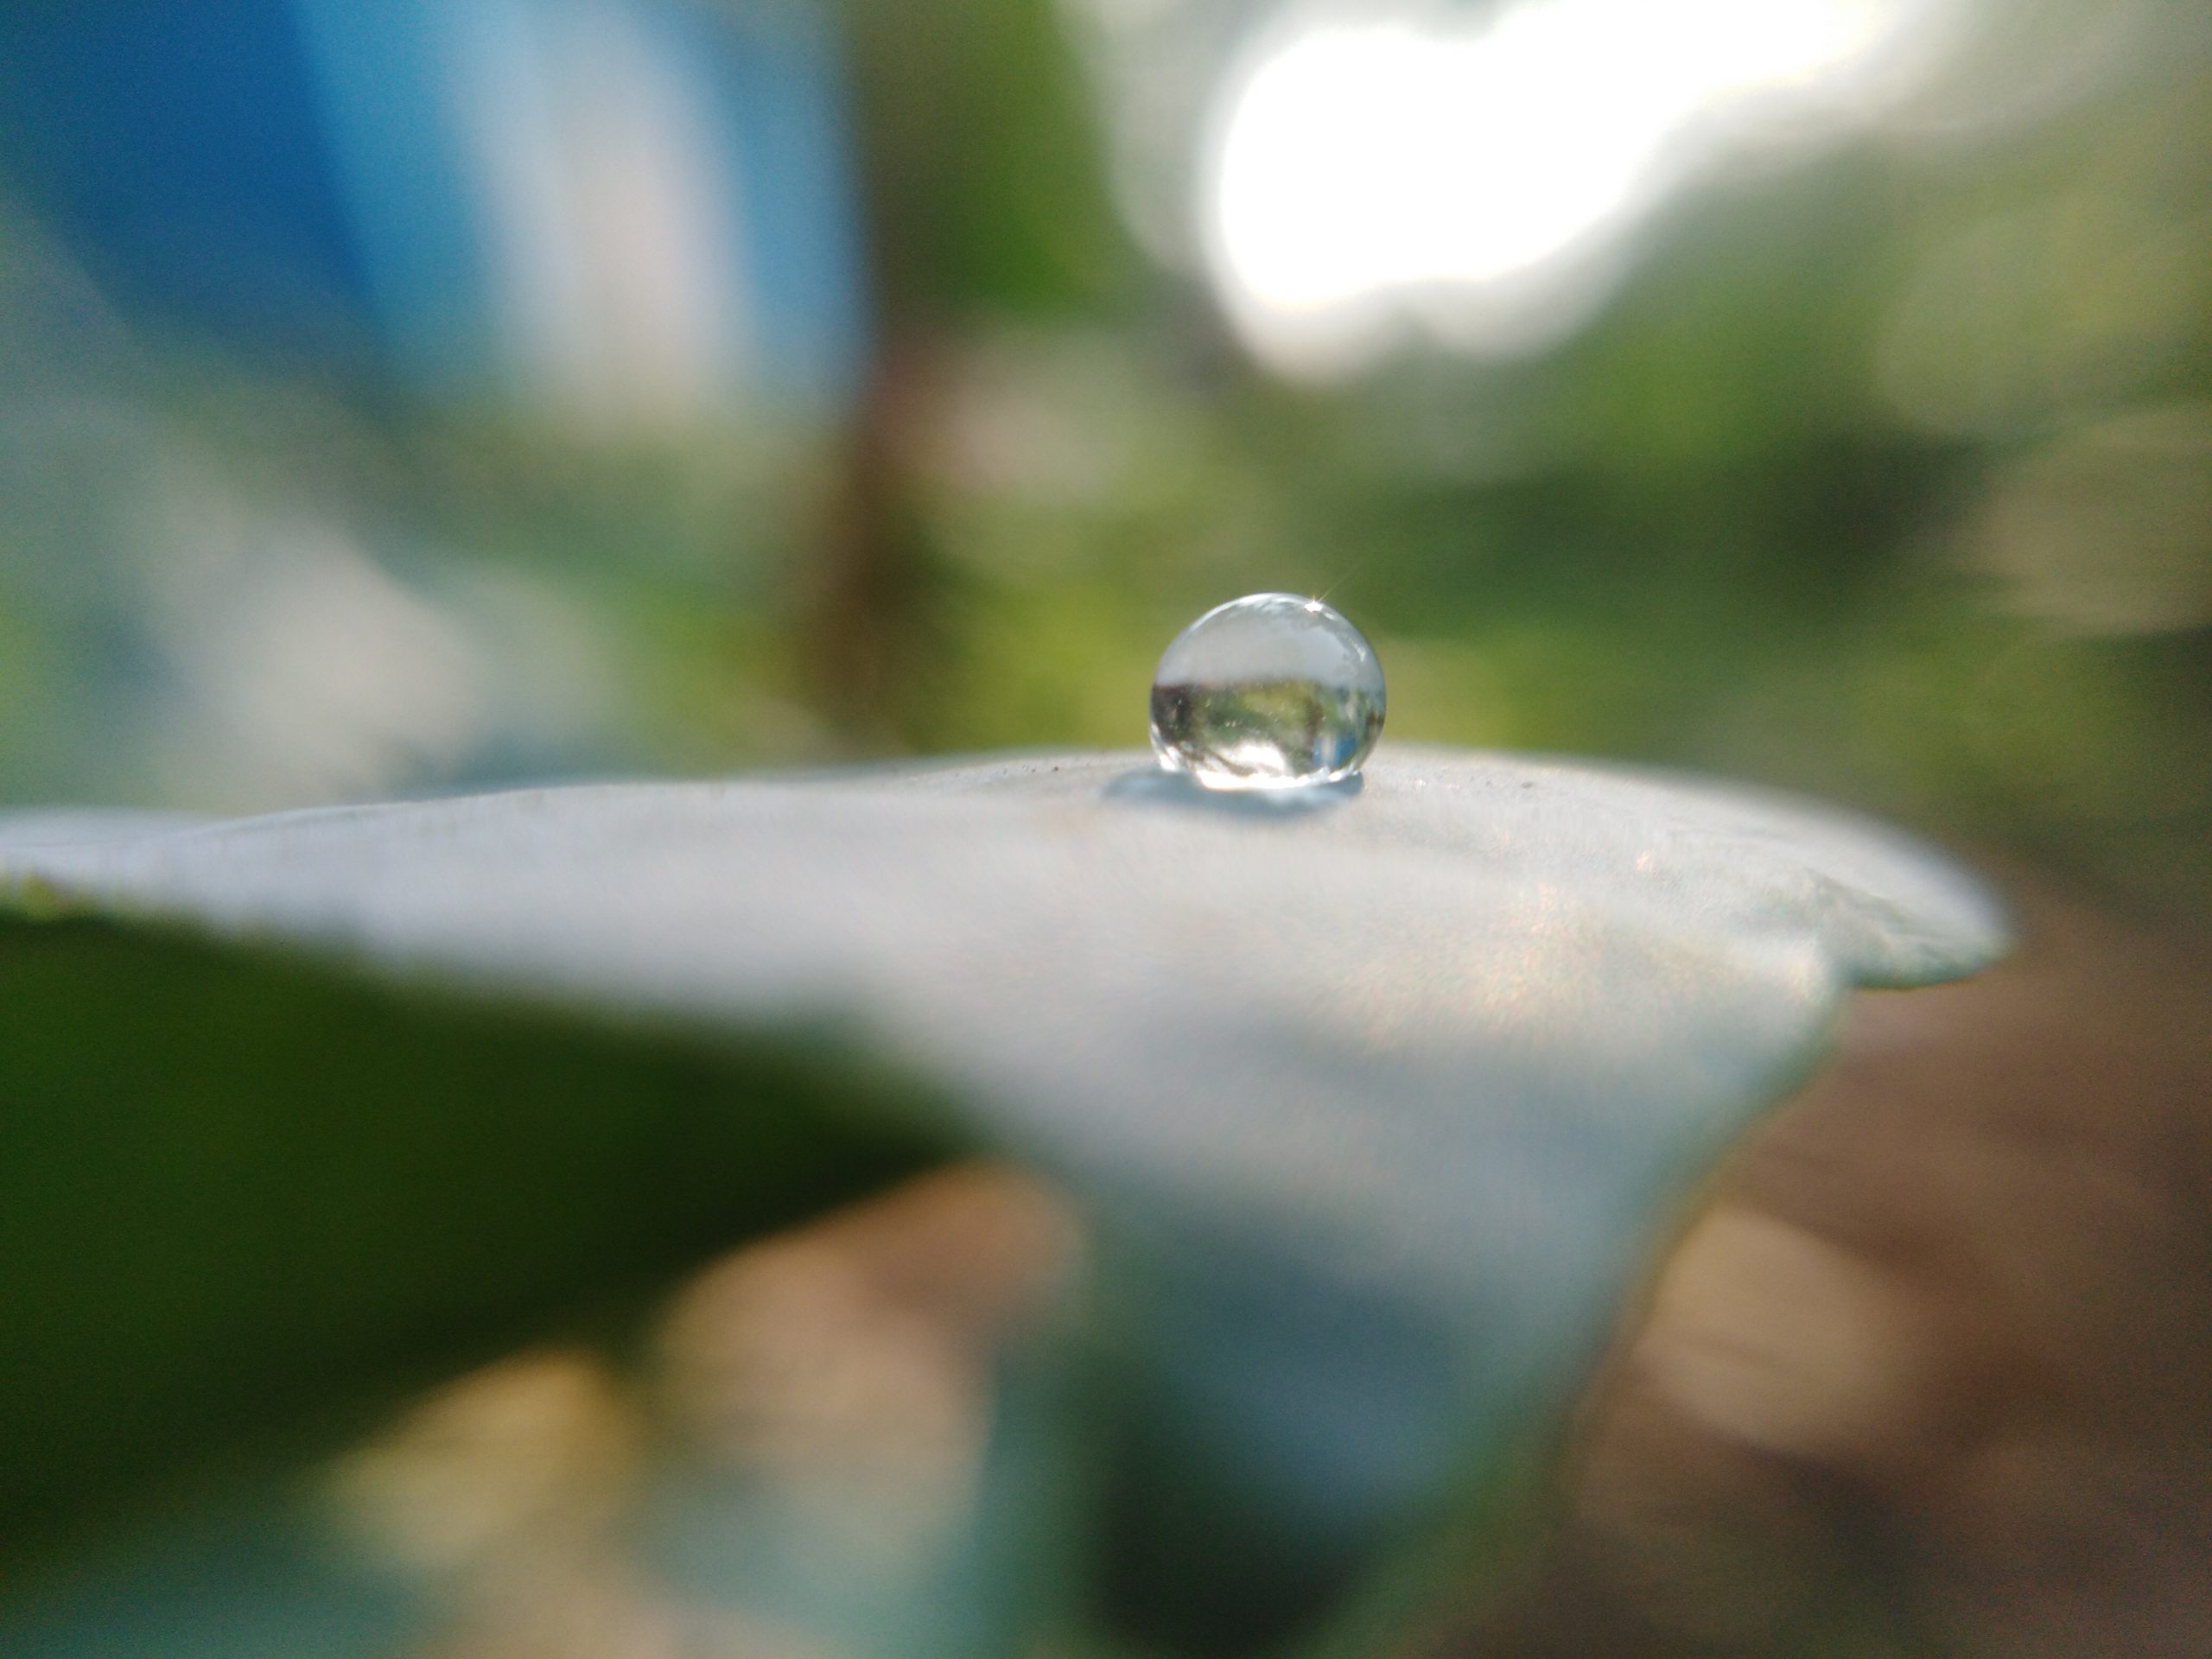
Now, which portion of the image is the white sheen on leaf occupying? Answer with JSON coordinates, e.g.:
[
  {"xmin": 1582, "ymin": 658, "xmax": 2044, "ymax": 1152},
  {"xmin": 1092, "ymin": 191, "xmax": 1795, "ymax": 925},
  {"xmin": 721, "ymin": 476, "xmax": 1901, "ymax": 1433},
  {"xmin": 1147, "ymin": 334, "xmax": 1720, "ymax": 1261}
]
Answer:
[{"xmin": 0, "ymin": 747, "xmax": 2004, "ymax": 1543}]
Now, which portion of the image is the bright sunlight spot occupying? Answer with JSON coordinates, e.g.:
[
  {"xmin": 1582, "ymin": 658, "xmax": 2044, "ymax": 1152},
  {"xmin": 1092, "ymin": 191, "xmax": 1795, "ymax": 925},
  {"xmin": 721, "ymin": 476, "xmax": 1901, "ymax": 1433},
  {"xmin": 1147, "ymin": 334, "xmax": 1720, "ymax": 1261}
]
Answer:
[{"xmin": 1204, "ymin": 0, "xmax": 1948, "ymax": 375}]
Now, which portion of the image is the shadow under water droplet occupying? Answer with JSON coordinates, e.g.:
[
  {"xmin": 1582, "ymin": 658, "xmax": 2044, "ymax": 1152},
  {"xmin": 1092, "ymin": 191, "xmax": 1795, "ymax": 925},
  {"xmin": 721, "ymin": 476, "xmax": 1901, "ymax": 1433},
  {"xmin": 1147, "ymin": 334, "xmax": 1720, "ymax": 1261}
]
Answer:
[{"xmin": 1102, "ymin": 767, "xmax": 1362, "ymax": 818}]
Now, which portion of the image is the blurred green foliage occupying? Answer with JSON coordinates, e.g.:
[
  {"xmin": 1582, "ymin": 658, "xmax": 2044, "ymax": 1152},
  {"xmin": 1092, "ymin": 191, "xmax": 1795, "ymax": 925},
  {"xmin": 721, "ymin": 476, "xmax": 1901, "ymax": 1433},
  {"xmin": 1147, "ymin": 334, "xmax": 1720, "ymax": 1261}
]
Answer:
[
  {"xmin": 3, "ymin": 0, "xmax": 2205, "ymax": 919},
  {"xmin": 836, "ymin": 0, "xmax": 2212, "ymax": 922}
]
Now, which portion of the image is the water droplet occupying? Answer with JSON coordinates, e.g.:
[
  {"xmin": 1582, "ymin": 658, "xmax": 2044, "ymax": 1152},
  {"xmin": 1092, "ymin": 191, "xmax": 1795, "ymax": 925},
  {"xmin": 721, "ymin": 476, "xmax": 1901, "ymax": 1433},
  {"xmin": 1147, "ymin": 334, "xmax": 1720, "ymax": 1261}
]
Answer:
[{"xmin": 1149, "ymin": 593, "xmax": 1385, "ymax": 790}]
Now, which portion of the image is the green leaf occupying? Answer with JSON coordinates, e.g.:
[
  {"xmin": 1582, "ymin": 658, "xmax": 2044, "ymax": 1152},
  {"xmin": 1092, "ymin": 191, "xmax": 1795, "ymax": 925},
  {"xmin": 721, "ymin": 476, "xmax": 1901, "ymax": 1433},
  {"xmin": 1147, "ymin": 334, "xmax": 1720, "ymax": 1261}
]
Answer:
[{"xmin": 0, "ymin": 747, "xmax": 2003, "ymax": 1653}]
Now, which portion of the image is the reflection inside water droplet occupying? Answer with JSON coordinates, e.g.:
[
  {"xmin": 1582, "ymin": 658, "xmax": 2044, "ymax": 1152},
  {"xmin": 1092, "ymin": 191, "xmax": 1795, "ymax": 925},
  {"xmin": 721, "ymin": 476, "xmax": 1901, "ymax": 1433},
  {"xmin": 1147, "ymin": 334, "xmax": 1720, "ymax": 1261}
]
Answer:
[{"xmin": 1148, "ymin": 593, "xmax": 1385, "ymax": 790}]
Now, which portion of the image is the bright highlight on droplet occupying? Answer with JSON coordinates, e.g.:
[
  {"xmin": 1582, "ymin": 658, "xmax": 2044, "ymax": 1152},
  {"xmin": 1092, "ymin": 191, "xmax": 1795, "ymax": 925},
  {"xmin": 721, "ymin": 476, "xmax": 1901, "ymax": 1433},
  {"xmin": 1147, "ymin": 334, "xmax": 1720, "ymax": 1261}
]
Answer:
[{"xmin": 1149, "ymin": 593, "xmax": 1385, "ymax": 790}]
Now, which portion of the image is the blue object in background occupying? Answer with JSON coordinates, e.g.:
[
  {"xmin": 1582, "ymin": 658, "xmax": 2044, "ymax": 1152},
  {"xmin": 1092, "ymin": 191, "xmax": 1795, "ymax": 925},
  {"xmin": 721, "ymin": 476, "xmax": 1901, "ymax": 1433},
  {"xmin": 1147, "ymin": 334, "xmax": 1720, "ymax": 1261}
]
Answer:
[
  {"xmin": 0, "ymin": 2, "xmax": 375, "ymax": 365},
  {"xmin": 0, "ymin": 0, "xmax": 869, "ymax": 416}
]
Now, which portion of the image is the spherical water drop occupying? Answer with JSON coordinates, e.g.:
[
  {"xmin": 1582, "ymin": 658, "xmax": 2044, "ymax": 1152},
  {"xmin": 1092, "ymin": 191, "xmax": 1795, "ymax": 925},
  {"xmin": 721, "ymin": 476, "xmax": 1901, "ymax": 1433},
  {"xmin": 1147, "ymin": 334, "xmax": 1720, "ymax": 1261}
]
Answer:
[{"xmin": 1148, "ymin": 593, "xmax": 1385, "ymax": 790}]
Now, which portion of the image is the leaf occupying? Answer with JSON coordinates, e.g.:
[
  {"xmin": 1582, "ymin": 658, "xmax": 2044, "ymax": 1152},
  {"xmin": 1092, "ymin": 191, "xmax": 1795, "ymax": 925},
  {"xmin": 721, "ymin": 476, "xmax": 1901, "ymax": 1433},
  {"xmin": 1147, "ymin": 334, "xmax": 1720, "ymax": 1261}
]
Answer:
[{"xmin": 0, "ymin": 747, "xmax": 2004, "ymax": 1651}]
